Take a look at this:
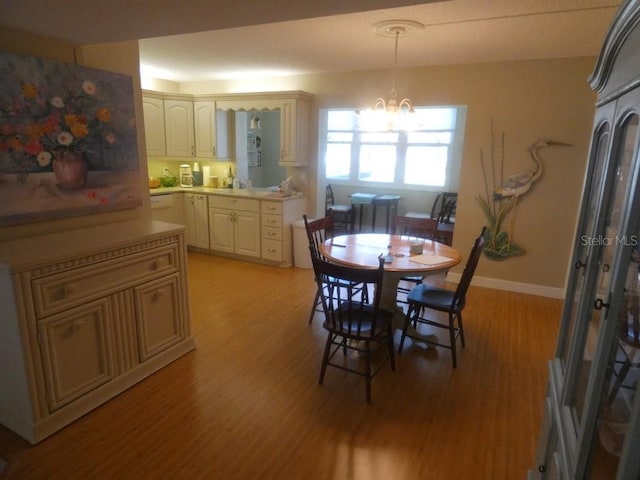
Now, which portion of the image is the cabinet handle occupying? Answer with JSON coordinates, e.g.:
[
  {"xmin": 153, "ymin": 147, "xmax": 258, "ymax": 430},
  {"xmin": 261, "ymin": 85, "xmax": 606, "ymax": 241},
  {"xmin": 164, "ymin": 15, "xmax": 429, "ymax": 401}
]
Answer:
[
  {"xmin": 63, "ymin": 283, "xmax": 76, "ymax": 297},
  {"xmin": 594, "ymin": 298, "xmax": 610, "ymax": 310},
  {"xmin": 152, "ymin": 290, "xmax": 165, "ymax": 303},
  {"xmin": 71, "ymin": 320, "xmax": 85, "ymax": 331},
  {"xmin": 150, "ymin": 260, "xmax": 159, "ymax": 270},
  {"xmin": 267, "ymin": 232, "xmax": 277, "ymax": 236},
  {"xmin": 267, "ymin": 248, "xmax": 277, "ymax": 253},
  {"xmin": 575, "ymin": 259, "xmax": 586, "ymax": 269}
]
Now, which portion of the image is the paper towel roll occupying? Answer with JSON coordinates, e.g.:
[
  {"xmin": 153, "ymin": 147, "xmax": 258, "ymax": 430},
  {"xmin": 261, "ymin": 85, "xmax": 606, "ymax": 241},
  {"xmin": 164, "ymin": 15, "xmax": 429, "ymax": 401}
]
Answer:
[{"xmin": 202, "ymin": 166, "xmax": 211, "ymax": 186}]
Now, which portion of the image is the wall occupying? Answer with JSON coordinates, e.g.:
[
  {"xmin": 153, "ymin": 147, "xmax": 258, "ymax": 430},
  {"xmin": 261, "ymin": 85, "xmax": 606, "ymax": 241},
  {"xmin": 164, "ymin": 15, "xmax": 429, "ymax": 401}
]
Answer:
[
  {"xmin": 176, "ymin": 58, "xmax": 597, "ymax": 294},
  {"xmin": 0, "ymin": 27, "xmax": 150, "ymax": 243}
]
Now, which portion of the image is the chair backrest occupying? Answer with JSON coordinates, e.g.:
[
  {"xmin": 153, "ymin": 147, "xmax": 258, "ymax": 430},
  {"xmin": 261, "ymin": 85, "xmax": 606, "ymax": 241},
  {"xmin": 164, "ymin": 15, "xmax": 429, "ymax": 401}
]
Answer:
[
  {"xmin": 325, "ymin": 185, "xmax": 335, "ymax": 213},
  {"xmin": 452, "ymin": 226, "xmax": 487, "ymax": 310},
  {"xmin": 430, "ymin": 192, "xmax": 458, "ymax": 223},
  {"xmin": 438, "ymin": 193, "xmax": 458, "ymax": 224},
  {"xmin": 303, "ymin": 214, "xmax": 334, "ymax": 260},
  {"xmin": 392, "ymin": 215, "xmax": 438, "ymax": 239},
  {"xmin": 311, "ymin": 254, "xmax": 385, "ymax": 338}
]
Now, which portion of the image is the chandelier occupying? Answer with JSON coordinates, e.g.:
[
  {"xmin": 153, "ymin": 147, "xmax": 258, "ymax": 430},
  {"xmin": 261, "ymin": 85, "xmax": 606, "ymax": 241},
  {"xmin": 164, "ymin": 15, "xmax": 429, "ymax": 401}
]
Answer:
[{"xmin": 359, "ymin": 20, "xmax": 424, "ymax": 132}]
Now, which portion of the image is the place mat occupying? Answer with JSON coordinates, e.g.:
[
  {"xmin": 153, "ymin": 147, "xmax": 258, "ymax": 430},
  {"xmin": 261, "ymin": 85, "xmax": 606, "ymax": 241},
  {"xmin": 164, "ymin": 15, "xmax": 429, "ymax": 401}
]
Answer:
[{"xmin": 409, "ymin": 254, "xmax": 453, "ymax": 266}]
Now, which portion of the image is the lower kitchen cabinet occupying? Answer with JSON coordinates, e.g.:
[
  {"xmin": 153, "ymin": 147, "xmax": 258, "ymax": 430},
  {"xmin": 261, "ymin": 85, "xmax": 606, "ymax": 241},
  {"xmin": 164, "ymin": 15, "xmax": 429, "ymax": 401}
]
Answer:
[
  {"xmin": 0, "ymin": 220, "xmax": 194, "ymax": 444},
  {"xmin": 208, "ymin": 196, "xmax": 261, "ymax": 257},
  {"xmin": 184, "ymin": 192, "xmax": 210, "ymax": 249}
]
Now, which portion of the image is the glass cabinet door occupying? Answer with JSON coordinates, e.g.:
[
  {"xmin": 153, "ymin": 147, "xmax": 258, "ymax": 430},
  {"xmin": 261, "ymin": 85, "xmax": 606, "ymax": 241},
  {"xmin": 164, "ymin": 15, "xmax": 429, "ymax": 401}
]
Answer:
[
  {"xmin": 585, "ymin": 112, "xmax": 640, "ymax": 479},
  {"xmin": 568, "ymin": 113, "xmax": 638, "ymax": 430},
  {"xmin": 558, "ymin": 116, "xmax": 612, "ymax": 372}
]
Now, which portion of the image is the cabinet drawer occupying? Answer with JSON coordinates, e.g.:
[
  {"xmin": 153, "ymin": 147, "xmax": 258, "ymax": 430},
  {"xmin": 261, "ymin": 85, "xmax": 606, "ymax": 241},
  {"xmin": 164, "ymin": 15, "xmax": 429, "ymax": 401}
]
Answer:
[
  {"xmin": 262, "ymin": 213, "xmax": 283, "ymax": 228},
  {"xmin": 262, "ymin": 239, "xmax": 283, "ymax": 261},
  {"xmin": 263, "ymin": 226, "xmax": 283, "ymax": 241},
  {"xmin": 261, "ymin": 201, "xmax": 282, "ymax": 215},
  {"xmin": 208, "ymin": 195, "xmax": 259, "ymax": 212},
  {"xmin": 32, "ymin": 245, "xmax": 178, "ymax": 318}
]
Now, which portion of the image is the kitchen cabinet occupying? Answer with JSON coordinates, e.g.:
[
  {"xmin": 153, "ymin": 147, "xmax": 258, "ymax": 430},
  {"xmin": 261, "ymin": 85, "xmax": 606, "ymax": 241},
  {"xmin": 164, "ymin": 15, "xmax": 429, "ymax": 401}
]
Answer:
[
  {"xmin": 142, "ymin": 94, "xmax": 166, "ymax": 156},
  {"xmin": 0, "ymin": 220, "xmax": 194, "ymax": 443},
  {"xmin": 208, "ymin": 196, "xmax": 260, "ymax": 258},
  {"xmin": 530, "ymin": 2, "xmax": 640, "ymax": 478},
  {"xmin": 194, "ymin": 100, "xmax": 217, "ymax": 158},
  {"xmin": 184, "ymin": 193, "xmax": 210, "ymax": 249},
  {"xmin": 261, "ymin": 197, "xmax": 306, "ymax": 265},
  {"xmin": 279, "ymin": 97, "xmax": 310, "ymax": 166},
  {"xmin": 164, "ymin": 99, "xmax": 195, "ymax": 157},
  {"xmin": 193, "ymin": 101, "xmax": 234, "ymax": 160}
]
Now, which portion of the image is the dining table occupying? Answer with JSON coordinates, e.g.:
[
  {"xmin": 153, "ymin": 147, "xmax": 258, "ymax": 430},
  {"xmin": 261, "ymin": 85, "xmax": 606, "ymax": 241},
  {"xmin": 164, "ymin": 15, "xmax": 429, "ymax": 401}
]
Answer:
[{"xmin": 319, "ymin": 233, "xmax": 462, "ymax": 344}]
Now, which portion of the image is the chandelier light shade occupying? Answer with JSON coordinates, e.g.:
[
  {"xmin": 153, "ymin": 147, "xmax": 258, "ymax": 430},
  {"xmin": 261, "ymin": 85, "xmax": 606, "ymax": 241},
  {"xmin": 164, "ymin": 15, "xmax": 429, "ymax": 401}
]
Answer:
[{"xmin": 358, "ymin": 20, "xmax": 424, "ymax": 132}]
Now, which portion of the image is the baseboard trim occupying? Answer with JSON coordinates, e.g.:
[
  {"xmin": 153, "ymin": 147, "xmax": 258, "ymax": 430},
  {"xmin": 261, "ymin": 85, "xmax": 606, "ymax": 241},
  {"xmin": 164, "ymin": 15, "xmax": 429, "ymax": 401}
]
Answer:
[{"xmin": 446, "ymin": 273, "xmax": 565, "ymax": 299}]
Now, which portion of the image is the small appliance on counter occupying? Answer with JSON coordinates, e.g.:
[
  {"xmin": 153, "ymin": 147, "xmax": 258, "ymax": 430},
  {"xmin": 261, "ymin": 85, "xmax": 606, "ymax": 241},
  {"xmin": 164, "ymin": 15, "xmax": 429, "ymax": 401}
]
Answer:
[{"xmin": 180, "ymin": 164, "xmax": 193, "ymax": 187}]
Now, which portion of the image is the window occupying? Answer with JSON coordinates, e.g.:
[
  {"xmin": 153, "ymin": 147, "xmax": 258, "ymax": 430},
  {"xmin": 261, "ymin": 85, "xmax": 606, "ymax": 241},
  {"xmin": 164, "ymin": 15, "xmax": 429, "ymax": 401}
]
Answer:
[{"xmin": 320, "ymin": 106, "xmax": 466, "ymax": 190}]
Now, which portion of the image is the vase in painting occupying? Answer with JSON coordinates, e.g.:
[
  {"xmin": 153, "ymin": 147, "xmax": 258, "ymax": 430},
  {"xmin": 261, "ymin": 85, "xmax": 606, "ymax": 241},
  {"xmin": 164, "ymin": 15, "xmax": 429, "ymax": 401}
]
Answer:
[{"xmin": 53, "ymin": 151, "xmax": 88, "ymax": 189}]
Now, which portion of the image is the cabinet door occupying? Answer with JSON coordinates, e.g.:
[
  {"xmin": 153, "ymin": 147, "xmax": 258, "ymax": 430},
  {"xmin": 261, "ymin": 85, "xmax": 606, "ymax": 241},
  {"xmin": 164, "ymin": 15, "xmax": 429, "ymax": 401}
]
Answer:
[
  {"xmin": 38, "ymin": 298, "xmax": 115, "ymax": 412},
  {"xmin": 184, "ymin": 193, "xmax": 197, "ymax": 246},
  {"xmin": 234, "ymin": 210, "xmax": 261, "ymax": 257},
  {"xmin": 164, "ymin": 99, "xmax": 194, "ymax": 157},
  {"xmin": 142, "ymin": 96, "xmax": 166, "ymax": 156},
  {"xmin": 134, "ymin": 274, "xmax": 183, "ymax": 361},
  {"xmin": 194, "ymin": 101, "xmax": 217, "ymax": 158},
  {"xmin": 194, "ymin": 194, "xmax": 210, "ymax": 248},
  {"xmin": 279, "ymin": 98, "xmax": 309, "ymax": 166},
  {"xmin": 209, "ymin": 207, "xmax": 234, "ymax": 253}
]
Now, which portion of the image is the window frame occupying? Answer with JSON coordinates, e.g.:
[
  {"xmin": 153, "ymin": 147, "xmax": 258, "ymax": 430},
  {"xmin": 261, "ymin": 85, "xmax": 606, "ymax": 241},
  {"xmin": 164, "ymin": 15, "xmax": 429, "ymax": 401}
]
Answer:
[{"xmin": 318, "ymin": 105, "xmax": 467, "ymax": 192}]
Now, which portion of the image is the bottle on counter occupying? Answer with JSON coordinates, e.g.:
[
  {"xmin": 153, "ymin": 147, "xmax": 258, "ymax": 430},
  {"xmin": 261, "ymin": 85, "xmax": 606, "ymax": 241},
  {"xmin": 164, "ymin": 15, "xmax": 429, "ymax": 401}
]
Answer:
[{"xmin": 227, "ymin": 166, "xmax": 234, "ymax": 188}]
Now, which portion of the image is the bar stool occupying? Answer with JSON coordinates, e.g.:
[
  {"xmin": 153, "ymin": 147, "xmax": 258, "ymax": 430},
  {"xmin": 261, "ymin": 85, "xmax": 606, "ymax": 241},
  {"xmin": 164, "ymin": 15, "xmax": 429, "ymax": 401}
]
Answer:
[{"xmin": 372, "ymin": 195, "xmax": 402, "ymax": 233}]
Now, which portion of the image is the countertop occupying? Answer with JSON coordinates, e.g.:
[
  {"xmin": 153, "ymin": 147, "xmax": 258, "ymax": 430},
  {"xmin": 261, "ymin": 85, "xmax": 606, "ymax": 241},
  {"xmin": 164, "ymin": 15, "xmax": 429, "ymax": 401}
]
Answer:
[{"xmin": 149, "ymin": 186, "xmax": 304, "ymax": 201}]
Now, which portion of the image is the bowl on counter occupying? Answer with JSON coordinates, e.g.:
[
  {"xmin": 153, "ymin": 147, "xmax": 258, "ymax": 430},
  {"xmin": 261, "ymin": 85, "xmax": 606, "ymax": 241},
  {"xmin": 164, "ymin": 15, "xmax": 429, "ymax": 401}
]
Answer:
[
  {"xmin": 149, "ymin": 177, "xmax": 161, "ymax": 188},
  {"xmin": 159, "ymin": 176, "xmax": 178, "ymax": 187}
]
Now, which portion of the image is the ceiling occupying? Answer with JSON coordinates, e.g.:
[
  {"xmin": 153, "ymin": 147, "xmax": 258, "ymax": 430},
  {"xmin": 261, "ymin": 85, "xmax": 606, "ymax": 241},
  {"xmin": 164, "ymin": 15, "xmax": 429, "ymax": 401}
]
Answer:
[{"xmin": 1, "ymin": 0, "xmax": 622, "ymax": 83}]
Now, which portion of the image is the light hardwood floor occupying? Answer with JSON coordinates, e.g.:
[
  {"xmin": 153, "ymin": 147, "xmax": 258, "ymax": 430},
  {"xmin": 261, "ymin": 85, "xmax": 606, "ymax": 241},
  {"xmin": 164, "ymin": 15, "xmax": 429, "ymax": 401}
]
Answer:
[{"xmin": 0, "ymin": 252, "xmax": 560, "ymax": 479}]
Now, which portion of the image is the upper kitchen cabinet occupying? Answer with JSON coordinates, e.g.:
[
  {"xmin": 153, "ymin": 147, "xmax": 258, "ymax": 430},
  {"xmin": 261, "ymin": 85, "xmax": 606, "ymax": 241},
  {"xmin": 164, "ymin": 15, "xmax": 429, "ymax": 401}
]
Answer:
[
  {"xmin": 193, "ymin": 100, "xmax": 234, "ymax": 160},
  {"xmin": 164, "ymin": 97, "xmax": 195, "ymax": 157},
  {"xmin": 142, "ymin": 93, "xmax": 166, "ymax": 157},
  {"xmin": 279, "ymin": 96, "xmax": 310, "ymax": 166}
]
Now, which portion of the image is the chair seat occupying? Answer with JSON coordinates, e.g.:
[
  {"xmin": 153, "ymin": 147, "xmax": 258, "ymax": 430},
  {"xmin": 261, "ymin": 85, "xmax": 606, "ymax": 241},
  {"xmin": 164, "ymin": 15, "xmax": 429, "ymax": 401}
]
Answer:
[
  {"xmin": 328, "ymin": 205, "xmax": 352, "ymax": 214},
  {"xmin": 324, "ymin": 302, "xmax": 393, "ymax": 337},
  {"xmin": 407, "ymin": 284, "xmax": 456, "ymax": 311}
]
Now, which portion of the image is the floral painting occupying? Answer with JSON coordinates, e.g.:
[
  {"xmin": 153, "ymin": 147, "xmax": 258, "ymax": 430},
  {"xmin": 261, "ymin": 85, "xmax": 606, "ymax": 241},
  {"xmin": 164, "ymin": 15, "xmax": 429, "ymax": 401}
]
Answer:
[{"xmin": 0, "ymin": 51, "xmax": 141, "ymax": 225}]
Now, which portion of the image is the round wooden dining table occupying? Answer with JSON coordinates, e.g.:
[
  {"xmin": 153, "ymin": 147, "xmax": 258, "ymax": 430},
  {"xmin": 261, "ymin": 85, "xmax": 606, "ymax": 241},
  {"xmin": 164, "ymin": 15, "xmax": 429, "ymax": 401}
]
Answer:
[{"xmin": 319, "ymin": 233, "xmax": 462, "ymax": 343}]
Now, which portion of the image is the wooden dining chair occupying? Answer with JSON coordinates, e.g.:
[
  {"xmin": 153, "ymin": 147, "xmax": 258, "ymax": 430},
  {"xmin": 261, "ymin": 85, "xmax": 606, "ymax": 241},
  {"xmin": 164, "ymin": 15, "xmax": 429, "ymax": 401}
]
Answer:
[
  {"xmin": 398, "ymin": 226, "xmax": 486, "ymax": 367},
  {"xmin": 325, "ymin": 185, "xmax": 354, "ymax": 234},
  {"xmin": 304, "ymin": 214, "xmax": 334, "ymax": 323},
  {"xmin": 304, "ymin": 214, "xmax": 368, "ymax": 324},
  {"xmin": 311, "ymin": 254, "xmax": 395, "ymax": 403},
  {"xmin": 392, "ymin": 215, "xmax": 439, "ymax": 303}
]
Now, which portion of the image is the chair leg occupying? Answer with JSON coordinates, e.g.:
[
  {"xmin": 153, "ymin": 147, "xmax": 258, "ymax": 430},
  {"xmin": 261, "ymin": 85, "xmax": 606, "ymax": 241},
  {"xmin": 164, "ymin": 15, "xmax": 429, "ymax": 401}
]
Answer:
[
  {"xmin": 458, "ymin": 312, "xmax": 465, "ymax": 347},
  {"xmin": 319, "ymin": 333, "xmax": 333, "ymax": 385},
  {"xmin": 387, "ymin": 325, "xmax": 396, "ymax": 371},
  {"xmin": 308, "ymin": 287, "xmax": 321, "ymax": 324},
  {"xmin": 364, "ymin": 340, "xmax": 372, "ymax": 403},
  {"xmin": 449, "ymin": 312, "xmax": 457, "ymax": 368},
  {"xmin": 399, "ymin": 305, "xmax": 415, "ymax": 354}
]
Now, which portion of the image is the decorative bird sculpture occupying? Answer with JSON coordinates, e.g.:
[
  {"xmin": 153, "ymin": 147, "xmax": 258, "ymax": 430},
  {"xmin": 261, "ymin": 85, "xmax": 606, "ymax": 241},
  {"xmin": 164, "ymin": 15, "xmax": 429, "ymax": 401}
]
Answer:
[{"xmin": 493, "ymin": 139, "xmax": 571, "ymax": 200}]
